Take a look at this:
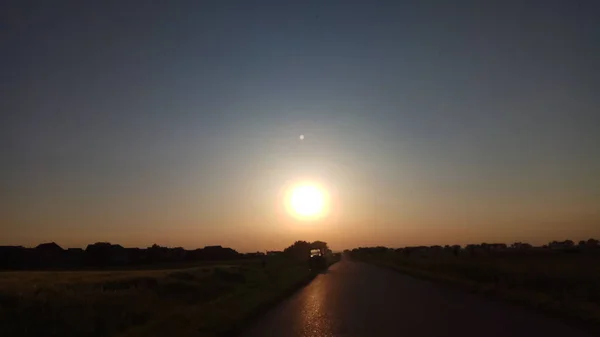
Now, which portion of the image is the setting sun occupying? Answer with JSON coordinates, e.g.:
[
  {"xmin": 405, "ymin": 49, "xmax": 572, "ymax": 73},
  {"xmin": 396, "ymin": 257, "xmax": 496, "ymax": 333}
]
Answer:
[{"xmin": 286, "ymin": 184, "xmax": 328, "ymax": 220}]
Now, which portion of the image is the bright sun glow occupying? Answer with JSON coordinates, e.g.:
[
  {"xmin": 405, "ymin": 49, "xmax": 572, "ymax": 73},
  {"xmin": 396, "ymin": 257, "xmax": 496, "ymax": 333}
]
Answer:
[{"xmin": 287, "ymin": 184, "xmax": 328, "ymax": 219}]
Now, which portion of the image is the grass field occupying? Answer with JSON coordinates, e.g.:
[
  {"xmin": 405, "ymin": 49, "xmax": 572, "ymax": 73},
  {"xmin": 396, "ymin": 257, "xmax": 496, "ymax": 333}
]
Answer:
[
  {"xmin": 0, "ymin": 255, "xmax": 339, "ymax": 337},
  {"xmin": 351, "ymin": 250, "xmax": 600, "ymax": 329}
]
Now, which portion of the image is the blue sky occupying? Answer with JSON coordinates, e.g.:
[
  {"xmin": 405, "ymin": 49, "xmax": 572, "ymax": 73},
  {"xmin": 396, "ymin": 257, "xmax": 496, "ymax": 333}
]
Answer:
[{"xmin": 1, "ymin": 1, "xmax": 599, "ymax": 250}]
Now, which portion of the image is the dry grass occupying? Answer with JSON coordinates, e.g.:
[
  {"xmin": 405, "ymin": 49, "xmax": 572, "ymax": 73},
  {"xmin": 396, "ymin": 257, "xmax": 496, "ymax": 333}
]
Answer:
[{"xmin": 0, "ymin": 257, "xmax": 324, "ymax": 337}]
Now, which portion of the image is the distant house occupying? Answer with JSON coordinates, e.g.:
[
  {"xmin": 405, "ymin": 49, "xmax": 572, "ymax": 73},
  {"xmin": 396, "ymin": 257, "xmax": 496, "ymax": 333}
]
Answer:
[
  {"xmin": 36, "ymin": 242, "xmax": 64, "ymax": 253},
  {"xmin": 0, "ymin": 246, "xmax": 27, "ymax": 269},
  {"xmin": 145, "ymin": 245, "xmax": 187, "ymax": 263},
  {"xmin": 184, "ymin": 246, "xmax": 239, "ymax": 261},
  {"xmin": 203, "ymin": 245, "xmax": 239, "ymax": 259},
  {"xmin": 109, "ymin": 245, "xmax": 128, "ymax": 264},
  {"xmin": 0, "ymin": 245, "xmax": 25, "ymax": 253},
  {"xmin": 85, "ymin": 242, "xmax": 127, "ymax": 266},
  {"xmin": 125, "ymin": 248, "xmax": 145, "ymax": 264},
  {"xmin": 65, "ymin": 248, "xmax": 85, "ymax": 268},
  {"xmin": 34, "ymin": 242, "xmax": 65, "ymax": 268}
]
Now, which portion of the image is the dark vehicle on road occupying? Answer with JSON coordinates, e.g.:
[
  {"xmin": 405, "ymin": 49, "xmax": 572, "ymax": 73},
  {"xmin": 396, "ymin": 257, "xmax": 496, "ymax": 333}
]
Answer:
[{"xmin": 309, "ymin": 248, "xmax": 327, "ymax": 272}]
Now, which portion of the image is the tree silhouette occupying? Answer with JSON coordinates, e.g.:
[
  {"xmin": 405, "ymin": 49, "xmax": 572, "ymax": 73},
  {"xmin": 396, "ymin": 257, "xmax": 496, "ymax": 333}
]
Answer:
[
  {"xmin": 311, "ymin": 241, "xmax": 331, "ymax": 254},
  {"xmin": 283, "ymin": 240, "xmax": 330, "ymax": 261},
  {"xmin": 284, "ymin": 241, "xmax": 311, "ymax": 261}
]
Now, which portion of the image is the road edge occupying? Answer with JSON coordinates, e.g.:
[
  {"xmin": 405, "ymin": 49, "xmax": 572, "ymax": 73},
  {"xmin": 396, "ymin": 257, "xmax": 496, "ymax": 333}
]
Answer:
[{"xmin": 224, "ymin": 259, "xmax": 340, "ymax": 337}]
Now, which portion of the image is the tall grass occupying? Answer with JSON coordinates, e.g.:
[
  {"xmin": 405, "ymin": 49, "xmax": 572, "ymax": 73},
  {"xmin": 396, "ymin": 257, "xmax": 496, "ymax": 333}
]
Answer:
[{"xmin": 0, "ymin": 256, "xmax": 321, "ymax": 337}]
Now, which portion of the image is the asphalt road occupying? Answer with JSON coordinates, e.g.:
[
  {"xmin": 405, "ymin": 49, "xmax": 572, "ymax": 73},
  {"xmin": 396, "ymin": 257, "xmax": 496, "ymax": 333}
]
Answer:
[{"xmin": 241, "ymin": 258, "xmax": 593, "ymax": 337}]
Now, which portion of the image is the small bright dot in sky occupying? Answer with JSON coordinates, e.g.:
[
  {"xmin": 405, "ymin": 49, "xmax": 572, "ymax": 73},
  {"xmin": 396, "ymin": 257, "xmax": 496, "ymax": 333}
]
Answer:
[{"xmin": 299, "ymin": 135, "xmax": 304, "ymax": 140}]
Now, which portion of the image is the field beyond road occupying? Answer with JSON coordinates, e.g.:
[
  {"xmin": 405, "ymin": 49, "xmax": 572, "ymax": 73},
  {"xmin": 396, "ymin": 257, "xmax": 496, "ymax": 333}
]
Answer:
[{"xmin": 0, "ymin": 255, "xmax": 338, "ymax": 337}]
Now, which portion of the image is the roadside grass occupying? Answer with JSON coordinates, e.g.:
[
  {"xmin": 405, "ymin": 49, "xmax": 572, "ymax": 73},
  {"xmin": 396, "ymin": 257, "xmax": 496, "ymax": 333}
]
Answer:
[
  {"xmin": 0, "ymin": 255, "xmax": 340, "ymax": 337},
  {"xmin": 352, "ymin": 252, "xmax": 600, "ymax": 331},
  {"xmin": 0, "ymin": 256, "xmax": 335, "ymax": 337}
]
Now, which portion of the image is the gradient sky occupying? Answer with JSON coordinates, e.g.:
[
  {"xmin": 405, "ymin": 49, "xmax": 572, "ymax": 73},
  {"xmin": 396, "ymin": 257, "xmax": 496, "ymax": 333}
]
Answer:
[{"xmin": 2, "ymin": 1, "xmax": 599, "ymax": 251}]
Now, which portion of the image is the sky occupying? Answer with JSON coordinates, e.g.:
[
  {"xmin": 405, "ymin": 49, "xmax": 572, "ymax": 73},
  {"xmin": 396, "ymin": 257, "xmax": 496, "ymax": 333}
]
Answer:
[{"xmin": 1, "ymin": 1, "xmax": 599, "ymax": 251}]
